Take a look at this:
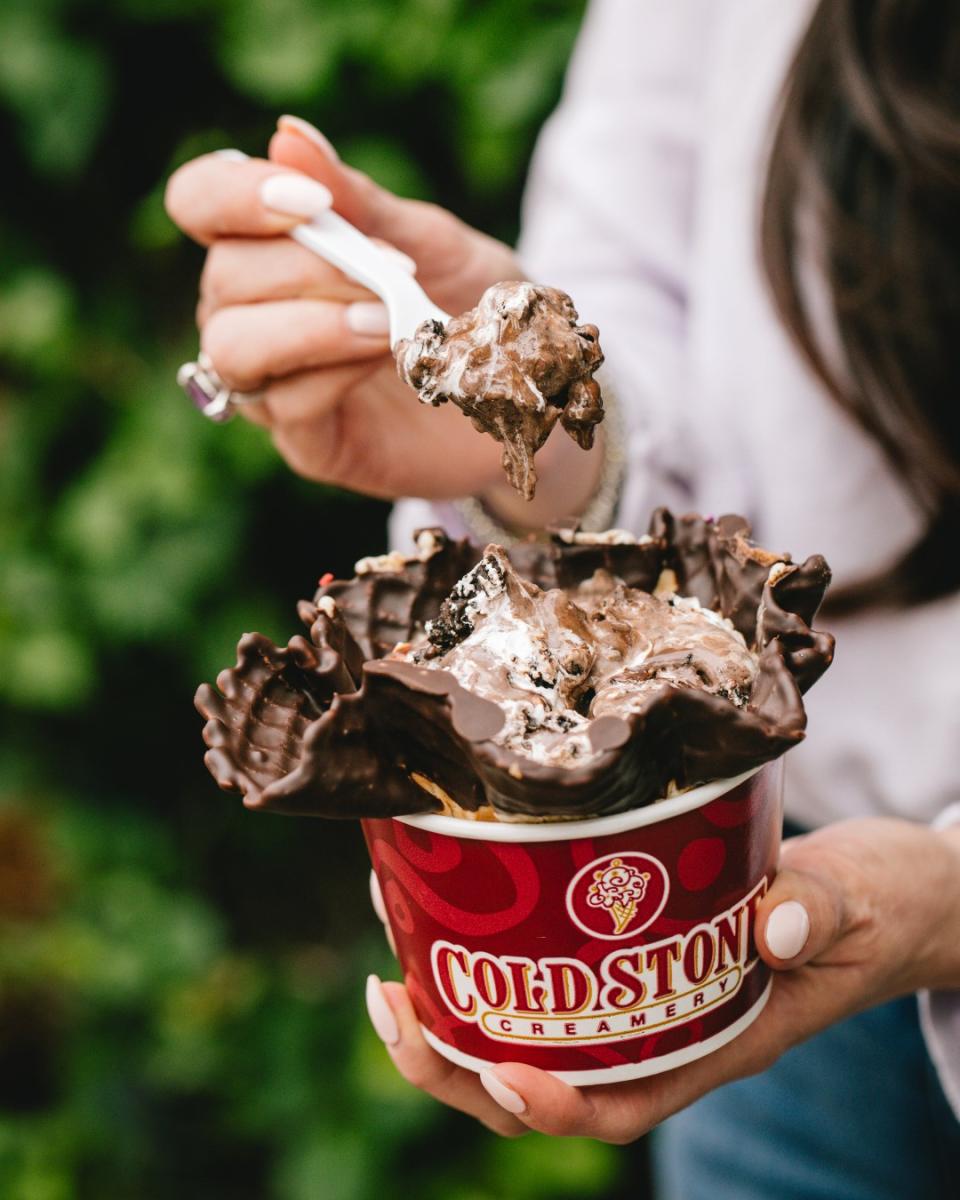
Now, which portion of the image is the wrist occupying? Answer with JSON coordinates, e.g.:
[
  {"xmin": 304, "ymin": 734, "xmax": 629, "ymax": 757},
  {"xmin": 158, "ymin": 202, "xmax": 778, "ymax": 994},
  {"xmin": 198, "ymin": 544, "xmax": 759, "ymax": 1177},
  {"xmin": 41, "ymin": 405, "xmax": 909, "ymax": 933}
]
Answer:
[
  {"xmin": 473, "ymin": 374, "xmax": 626, "ymax": 538},
  {"xmin": 479, "ymin": 429, "xmax": 606, "ymax": 535},
  {"xmin": 928, "ymin": 823, "xmax": 960, "ymax": 991}
]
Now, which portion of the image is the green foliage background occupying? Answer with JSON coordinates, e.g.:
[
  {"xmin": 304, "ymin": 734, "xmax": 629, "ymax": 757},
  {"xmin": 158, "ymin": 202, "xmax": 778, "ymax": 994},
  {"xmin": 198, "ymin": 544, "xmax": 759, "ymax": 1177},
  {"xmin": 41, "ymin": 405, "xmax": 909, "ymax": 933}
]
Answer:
[{"xmin": 0, "ymin": 0, "xmax": 650, "ymax": 1196}]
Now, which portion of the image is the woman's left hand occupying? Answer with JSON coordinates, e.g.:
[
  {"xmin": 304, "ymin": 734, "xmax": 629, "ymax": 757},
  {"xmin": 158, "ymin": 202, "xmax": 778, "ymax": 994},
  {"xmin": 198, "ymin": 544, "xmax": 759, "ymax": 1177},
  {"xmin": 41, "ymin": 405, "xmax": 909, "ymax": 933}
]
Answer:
[{"xmin": 366, "ymin": 817, "xmax": 960, "ymax": 1141}]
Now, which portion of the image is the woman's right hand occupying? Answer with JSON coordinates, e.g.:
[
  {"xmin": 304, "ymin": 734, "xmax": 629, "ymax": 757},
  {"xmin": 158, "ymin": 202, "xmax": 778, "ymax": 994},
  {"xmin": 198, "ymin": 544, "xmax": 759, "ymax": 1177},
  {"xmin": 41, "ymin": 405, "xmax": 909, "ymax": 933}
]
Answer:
[{"xmin": 164, "ymin": 116, "xmax": 520, "ymax": 501}]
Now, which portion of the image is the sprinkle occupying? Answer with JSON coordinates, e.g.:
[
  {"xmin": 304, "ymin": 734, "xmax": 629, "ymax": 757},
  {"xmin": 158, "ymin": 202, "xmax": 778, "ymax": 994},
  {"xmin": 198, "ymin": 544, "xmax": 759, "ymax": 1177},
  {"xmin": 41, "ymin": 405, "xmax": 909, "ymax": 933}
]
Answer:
[{"xmin": 318, "ymin": 572, "xmax": 335, "ymax": 587}]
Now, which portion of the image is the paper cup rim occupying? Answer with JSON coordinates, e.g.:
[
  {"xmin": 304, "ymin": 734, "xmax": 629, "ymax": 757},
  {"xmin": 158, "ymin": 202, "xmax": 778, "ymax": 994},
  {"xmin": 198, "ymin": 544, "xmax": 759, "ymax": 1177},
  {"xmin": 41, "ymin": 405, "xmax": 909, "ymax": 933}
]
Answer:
[{"xmin": 396, "ymin": 764, "xmax": 764, "ymax": 843}]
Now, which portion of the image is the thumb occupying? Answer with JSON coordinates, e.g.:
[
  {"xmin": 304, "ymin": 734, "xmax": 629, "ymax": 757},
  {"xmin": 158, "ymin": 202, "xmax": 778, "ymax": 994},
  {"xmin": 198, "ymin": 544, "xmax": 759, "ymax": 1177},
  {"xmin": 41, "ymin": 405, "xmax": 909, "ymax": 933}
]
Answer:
[
  {"xmin": 266, "ymin": 115, "xmax": 516, "ymax": 312},
  {"xmin": 756, "ymin": 860, "xmax": 848, "ymax": 969},
  {"xmin": 268, "ymin": 116, "xmax": 443, "ymax": 255}
]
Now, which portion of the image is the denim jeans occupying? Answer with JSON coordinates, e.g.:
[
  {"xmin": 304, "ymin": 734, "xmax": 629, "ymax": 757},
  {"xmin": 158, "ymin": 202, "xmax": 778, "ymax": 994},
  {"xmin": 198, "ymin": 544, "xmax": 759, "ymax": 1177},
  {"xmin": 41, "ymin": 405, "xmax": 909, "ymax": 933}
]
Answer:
[{"xmin": 652, "ymin": 991, "xmax": 960, "ymax": 1200}]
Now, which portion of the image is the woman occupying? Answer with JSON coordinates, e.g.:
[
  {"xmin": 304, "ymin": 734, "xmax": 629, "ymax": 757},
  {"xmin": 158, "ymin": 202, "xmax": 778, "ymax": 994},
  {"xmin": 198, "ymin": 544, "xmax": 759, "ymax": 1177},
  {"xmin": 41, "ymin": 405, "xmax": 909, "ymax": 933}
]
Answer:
[{"xmin": 165, "ymin": 1, "xmax": 960, "ymax": 1194}]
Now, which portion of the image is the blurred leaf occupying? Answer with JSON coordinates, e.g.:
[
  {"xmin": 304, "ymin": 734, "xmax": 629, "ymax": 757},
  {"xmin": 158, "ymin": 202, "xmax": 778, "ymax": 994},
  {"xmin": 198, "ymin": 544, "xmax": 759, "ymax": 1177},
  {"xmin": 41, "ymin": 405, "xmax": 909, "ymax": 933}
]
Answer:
[
  {"xmin": 273, "ymin": 1128, "xmax": 373, "ymax": 1200},
  {"xmin": 1, "ymin": 628, "xmax": 95, "ymax": 709},
  {"xmin": 487, "ymin": 1133, "xmax": 620, "ymax": 1198},
  {"xmin": 0, "ymin": 270, "xmax": 74, "ymax": 360},
  {"xmin": 217, "ymin": 0, "xmax": 345, "ymax": 104},
  {"xmin": 128, "ymin": 183, "xmax": 182, "ymax": 252},
  {"xmin": 0, "ymin": 7, "xmax": 109, "ymax": 176}
]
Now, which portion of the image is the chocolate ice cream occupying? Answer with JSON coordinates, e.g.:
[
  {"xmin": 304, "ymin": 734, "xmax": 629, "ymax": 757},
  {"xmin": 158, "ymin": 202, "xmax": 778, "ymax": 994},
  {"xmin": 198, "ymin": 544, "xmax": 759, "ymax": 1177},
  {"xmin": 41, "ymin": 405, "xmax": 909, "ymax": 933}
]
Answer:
[
  {"xmin": 398, "ymin": 548, "xmax": 758, "ymax": 769},
  {"xmin": 195, "ymin": 511, "xmax": 835, "ymax": 821},
  {"xmin": 395, "ymin": 281, "xmax": 604, "ymax": 500}
]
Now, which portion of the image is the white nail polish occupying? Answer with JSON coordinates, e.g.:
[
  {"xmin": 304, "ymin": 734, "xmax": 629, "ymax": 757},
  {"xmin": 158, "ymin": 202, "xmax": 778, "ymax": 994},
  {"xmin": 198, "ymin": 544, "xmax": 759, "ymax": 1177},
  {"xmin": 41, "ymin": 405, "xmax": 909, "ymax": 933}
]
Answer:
[
  {"xmin": 278, "ymin": 115, "xmax": 340, "ymax": 162},
  {"xmin": 369, "ymin": 870, "xmax": 388, "ymax": 925},
  {"xmin": 346, "ymin": 301, "xmax": 390, "ymax": 337},
  {"xmin": 259, "ymin": 174, "xmax": 333, "ymax": 219},
  {"xmin": 480, "ymin": 1069, "xmax": 527, "ymax": 1115},
  {"xmin": 366, "ymin": 975, "xmax": 400, "ymax": 1046},
  {"xmin": 765, "ymin": 900, "xmax": 810, "ymax": 960},
  {"xmin": 214, "ymin": 148, "xmax": 250, "ymax": 163}
]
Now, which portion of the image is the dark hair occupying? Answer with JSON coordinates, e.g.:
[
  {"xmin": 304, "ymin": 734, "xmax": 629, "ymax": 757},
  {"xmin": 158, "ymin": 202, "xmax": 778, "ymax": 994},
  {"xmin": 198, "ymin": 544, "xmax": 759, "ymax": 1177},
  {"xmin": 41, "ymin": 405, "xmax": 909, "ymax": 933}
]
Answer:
[{"xmin": 761, "ymin": 0, "xmax": 960, "ymax": 611}]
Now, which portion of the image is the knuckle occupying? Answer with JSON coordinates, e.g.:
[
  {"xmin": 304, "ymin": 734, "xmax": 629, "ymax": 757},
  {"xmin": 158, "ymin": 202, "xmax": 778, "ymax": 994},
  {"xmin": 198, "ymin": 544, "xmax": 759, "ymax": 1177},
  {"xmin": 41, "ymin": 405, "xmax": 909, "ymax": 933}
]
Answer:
[
  {"xmin": 163, "ymin": 163, "xmax": 193, "ymax": 223},
  {"xmin": 398, "ymin": 1059, "xmax": 442, "ymax": 1094},
  {"xmin": 201, "ymin": 311, "xmax": 249, "ymax": 383},
  {"xmin": 483, "ymin": 1117, "xmax": 527, "ymax": 1139},
  {"xmin": 199, "ymin": 243, "xmax": 232, "ymax": 305},
  {"xmin": 539, "ymin": 1109, "xmax": 581, "ymax": 1139},
  {"xmin": 287, "ymin": 247, "xmax": 325, "ymax": 297},
  {"xmin": 604, "ymin": 1126, "xmax": 640, "ymax": 1146},
  {"xmin": 743, "ymin": 1044, "xmax": 779, "ymax": 1077},
  {"xmin": 417, "ymin": 199, "xmax": 450, "ymax": 226}
]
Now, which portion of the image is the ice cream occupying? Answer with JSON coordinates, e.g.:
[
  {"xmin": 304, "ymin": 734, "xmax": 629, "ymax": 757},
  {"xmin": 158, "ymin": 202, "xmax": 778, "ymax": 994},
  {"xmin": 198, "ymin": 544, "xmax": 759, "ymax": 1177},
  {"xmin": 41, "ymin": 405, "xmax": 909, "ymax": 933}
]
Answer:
[
  {"xmin": 195, "ymin": 510, "xmax": 835, "ymax": 821},
  {"xmin": 394, "ymin": 547, "xmax": 758, "ymax": 769},
  {"xmin": 395, "ymin": 282, "xmax": 604, "ymax": 500}
]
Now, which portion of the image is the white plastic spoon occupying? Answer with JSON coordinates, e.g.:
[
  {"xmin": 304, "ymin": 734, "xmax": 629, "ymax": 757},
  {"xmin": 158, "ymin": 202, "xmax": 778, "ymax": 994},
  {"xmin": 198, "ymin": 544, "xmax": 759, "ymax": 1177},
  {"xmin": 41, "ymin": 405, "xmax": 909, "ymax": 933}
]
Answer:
[{"xmin": 220, "ymin": 148, "xmax": 450, "ymax": 345}]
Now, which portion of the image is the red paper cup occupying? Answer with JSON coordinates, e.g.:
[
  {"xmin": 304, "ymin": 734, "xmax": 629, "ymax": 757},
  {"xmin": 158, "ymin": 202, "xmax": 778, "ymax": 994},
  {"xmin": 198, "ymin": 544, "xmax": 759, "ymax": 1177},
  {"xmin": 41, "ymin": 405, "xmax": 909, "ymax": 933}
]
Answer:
[{"xmin": 363, "ymin": 759, "xmax": 783, "ymax": 1085}]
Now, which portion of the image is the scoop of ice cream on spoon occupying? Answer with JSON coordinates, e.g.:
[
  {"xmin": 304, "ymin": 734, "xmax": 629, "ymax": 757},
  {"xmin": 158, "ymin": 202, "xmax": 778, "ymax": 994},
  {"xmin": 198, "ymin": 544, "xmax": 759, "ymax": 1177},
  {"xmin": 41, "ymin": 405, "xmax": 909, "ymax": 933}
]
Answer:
[
  {"xmin": 222, "ymin": 156, "xmax": 604, "ymax": 502},
  {"xmin": 395, "ymin": 282, "xmax": 605, "ymax": 500}
]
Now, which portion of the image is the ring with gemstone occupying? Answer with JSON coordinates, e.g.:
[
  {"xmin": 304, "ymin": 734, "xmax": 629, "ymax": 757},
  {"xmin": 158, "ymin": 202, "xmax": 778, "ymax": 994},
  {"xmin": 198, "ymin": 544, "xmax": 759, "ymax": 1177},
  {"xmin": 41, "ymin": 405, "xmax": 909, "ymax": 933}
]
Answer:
[{"xmin": 177, "ymin": 353, "xmax": 263, "ymax": 423}]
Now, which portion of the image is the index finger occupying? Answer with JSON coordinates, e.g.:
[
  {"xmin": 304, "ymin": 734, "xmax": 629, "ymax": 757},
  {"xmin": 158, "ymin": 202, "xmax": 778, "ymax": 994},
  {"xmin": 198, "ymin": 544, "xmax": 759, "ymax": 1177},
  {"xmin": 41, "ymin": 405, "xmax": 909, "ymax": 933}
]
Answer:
[
  {"xmin": 165, "ymin": 153, "xmax": 326, "ymax": 245},
  {"xmin": 369, "ymin": 978, "xmax": 528, "ymax": 1138}
]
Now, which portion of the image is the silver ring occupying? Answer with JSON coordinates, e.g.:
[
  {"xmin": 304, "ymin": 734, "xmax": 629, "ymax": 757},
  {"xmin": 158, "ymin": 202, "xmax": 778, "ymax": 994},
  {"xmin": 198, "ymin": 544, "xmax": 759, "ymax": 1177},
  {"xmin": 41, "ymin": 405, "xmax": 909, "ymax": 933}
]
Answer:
[{"xmin": 177, "ymin": 353, "xmax": 263, "ymax": 423}]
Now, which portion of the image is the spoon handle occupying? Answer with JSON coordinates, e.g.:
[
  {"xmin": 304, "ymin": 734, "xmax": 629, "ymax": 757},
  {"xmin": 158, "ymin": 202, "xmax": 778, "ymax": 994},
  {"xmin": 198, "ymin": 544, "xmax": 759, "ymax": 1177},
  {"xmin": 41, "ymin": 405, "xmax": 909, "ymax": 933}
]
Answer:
[
  {"xmin": 290, "ymin": 215, "xmax": 449, "ymax": 345},
  {"xmin": 214, "ymin": 148, "xmax": 448, "ymax": 345}
]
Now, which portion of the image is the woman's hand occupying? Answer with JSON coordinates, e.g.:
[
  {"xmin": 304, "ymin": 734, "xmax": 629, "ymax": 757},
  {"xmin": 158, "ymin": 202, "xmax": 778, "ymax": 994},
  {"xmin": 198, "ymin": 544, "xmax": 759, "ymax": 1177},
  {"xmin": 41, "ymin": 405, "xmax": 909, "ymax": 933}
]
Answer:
[
  {"xmin": 366, "ymin": 817, "xmax": 960, "ymax": 1141},
  {"xmin": 164, "ymin": 117, "xmax": 602, "ymax": 519}
]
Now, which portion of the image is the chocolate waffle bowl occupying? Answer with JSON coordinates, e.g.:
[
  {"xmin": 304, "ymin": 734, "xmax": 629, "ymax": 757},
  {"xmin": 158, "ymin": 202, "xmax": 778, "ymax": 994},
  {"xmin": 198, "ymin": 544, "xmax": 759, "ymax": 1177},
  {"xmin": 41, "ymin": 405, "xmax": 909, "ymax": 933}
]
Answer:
[{"xmin": 195, "ymin": 509, "xmax": 834, "ymax": 821}]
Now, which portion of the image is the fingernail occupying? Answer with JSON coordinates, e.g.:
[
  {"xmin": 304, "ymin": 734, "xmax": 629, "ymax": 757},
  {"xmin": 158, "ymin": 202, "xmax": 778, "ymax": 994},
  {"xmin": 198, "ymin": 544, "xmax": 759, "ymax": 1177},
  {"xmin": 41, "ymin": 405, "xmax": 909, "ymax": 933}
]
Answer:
[
  {"xmin": 378, "ymin": 244, "xmax": 417, "ymax": 275},
  {"xmin": 480, "ymin": 1069, "xmax": 527, "ymax": 1115},
  {"xmin": 260, "ymin": 174, "xmax": 333, "ymax": 219},
  {"xmin": 369, "ymin": 870, "xmax": 388, "ymax": 924},
  {"xmin": 278, "ymin": 115, "xmax": 340, "ymax": 162},
  {"xmin": 366, "ymin": 974, "xmax": 400, "ymax": 1046},
  {"xmin": 346, "ymin": 301, "xmax": 390, "ymax": 337},
  {"xmin": 215, "ymin": 148, "xmax": 249, "ymax": 163},
  {"xmin": 765, "ymin": 900, "xmax": 810, "ymax": 960}
]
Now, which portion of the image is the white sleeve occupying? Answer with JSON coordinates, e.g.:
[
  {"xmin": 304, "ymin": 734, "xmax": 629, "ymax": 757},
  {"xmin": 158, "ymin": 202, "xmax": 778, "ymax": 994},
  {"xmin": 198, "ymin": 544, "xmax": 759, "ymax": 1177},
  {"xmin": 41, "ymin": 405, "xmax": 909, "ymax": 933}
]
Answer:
[
  {"xmin": 918, "ymin": 802, "xmax": 960, "ymax": 1122},
  {"xmin": 392, "ymin": 0, "xmax": 716, "ymax": 548},
  {"xmin": 517, "ymin": 0, "xmax": 716, "ymax": 528}
]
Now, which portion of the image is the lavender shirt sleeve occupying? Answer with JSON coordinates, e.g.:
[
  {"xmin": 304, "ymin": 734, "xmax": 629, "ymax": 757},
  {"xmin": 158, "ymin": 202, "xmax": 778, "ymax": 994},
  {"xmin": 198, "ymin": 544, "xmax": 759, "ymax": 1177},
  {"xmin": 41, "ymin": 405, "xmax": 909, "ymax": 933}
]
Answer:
[{"xmin": 918, "ymin": 802, "xmax": 960, "ymax": 1122}]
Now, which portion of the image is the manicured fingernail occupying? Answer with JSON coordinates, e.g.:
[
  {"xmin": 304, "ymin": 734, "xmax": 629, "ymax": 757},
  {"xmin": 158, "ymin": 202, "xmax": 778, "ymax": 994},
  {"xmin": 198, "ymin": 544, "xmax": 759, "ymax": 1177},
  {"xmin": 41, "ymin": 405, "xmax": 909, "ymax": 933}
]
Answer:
[
  {"xmin": 480, "ymin": 1069, "xmax": 527, "ymax": 1115},
  {"xmin": 765, "ymin": 900, "xmax": 810, "ymax": 960},
  {"xmin": 259, "ymin": 174, "xmax": 333, "ymax": 218},
  {"xmin": 369, "ymin": 870, "xmax": 388, "ymax": 925},
  {"xmin": 215, "ymin": 148, "xmax": 249, "ymax": 163},
  {"xmin": 346, "ymin": 301, "xmax": 390, "ymax": 336},
  {"xmin": 278, "ymin": 115, "xmax": 340, "ymax": 162},
  {"xmin": 366, "ymin": 974, "xmax": 400, "ymax": 1046}
]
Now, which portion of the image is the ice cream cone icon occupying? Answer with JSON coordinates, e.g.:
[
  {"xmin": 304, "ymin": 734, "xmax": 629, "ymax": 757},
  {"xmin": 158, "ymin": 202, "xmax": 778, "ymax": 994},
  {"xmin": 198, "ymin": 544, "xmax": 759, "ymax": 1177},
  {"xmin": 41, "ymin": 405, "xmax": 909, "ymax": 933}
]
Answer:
[
  {"xmin": 610, "ymin": 899, "xmax": 637, "ymax": 935},
  {"xmin": 587, "ymin": 858, "xmax": 652, "ymax": 935}
]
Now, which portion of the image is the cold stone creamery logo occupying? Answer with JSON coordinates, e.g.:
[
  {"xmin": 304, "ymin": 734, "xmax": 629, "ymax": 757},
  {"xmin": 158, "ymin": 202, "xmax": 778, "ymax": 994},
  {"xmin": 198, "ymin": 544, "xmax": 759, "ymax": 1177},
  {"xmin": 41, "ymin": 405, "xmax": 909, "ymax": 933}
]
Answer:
[
  {"xmin": 431, "ymin": 878, "xmax": 768, "ymax": 1047},
  {"xmin": 570, "ymin": 852, "xmax": 668, "ymax": 939},
  {"xmin": 587, "ymin": 859, "xmax": 651, "ymax": 935}
]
